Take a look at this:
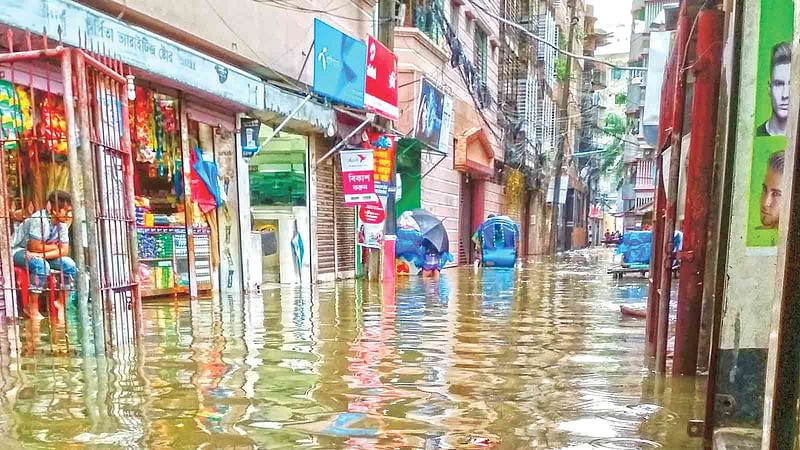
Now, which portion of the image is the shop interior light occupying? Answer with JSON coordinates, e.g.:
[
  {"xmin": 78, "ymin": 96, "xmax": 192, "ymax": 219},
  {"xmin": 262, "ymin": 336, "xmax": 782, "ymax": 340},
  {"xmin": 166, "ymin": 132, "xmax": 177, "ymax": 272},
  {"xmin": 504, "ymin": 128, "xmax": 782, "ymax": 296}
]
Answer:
[{"xmin": 126, "ymin": 75, "xmax": 136, "ymax": 101}]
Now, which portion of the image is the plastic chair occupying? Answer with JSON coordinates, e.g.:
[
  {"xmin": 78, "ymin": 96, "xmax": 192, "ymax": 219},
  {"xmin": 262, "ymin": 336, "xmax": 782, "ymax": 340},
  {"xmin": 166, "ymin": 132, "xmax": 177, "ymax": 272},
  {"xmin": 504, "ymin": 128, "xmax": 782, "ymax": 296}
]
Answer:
[{"xmin": 14, "ymin": 267, "xmax": 62, "ymax": 319}]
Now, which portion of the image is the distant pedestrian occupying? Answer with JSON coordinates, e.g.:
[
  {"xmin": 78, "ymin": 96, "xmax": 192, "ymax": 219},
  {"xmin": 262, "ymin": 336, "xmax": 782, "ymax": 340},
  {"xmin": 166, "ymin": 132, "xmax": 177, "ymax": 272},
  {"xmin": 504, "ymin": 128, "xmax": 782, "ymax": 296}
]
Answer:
[{"xmin": 421, "ymin": 242, "xmax": 441, "ymax": 279}]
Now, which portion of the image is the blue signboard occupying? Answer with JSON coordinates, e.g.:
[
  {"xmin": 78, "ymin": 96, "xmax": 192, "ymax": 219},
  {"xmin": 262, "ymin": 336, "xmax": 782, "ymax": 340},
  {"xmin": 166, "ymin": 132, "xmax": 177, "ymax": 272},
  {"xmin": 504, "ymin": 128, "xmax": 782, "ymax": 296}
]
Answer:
[{"xmin": 313, "ymin": 19, "xmax": 367, "ymax": 108}]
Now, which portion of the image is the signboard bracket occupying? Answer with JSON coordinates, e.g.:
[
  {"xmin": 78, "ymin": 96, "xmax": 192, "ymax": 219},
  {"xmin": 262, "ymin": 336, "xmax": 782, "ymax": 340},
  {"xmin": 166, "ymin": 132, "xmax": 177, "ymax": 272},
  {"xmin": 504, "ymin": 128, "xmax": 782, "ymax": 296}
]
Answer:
[
  {"xmin": 259, "ymin": 93, "xmax": 313, "ymax": 150},
  {"xmin": 315, "ymin": 116, "xmax": 372, "ymax": 167},
  {"xmin": 421, "ymin": 151, "xmax": 448, "ymax": 180}
]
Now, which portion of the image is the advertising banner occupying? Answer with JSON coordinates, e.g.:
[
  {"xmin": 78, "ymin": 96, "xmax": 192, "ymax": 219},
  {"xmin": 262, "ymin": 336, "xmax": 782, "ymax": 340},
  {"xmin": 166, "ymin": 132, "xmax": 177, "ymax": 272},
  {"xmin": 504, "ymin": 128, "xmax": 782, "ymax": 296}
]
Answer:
[
  {"xmin": 365, "ymin": 36, "xmax": 399, "ymax": 120},
  {"xmin": 357, "ymin": 203, "xmax": 386, "ymax": 248},
  {"xmin": 746, "ymin": 0, "xmax": 793, "ymax": 248},
  {"xmin": 340, "ymin": 149, "xmax": 378, "ymax": 206},
  {"xmin": 313, "ymin": 19, "xmax": 367, "ymax": 108},
  {"xmin": 369, "ymin": 132, "xmax": 395, "ymax": 197},
  {"xmin": 239, "ymin": 117, "xmax": 261, "ymax": 157},
  {"xmin": 440, "ymin": 95, "xmax": 454, "ymax": 156},
  {"xmin": 415, "ymin": 79, "xmax": 447, "ymax": 152}
]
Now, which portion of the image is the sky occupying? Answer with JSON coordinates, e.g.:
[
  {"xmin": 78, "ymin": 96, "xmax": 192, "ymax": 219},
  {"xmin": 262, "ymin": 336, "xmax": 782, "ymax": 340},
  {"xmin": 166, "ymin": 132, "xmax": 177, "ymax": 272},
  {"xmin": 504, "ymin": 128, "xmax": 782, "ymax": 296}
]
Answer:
[{"xmin": 588, "ymin": 0, "xmax": 633, "ymax": 55}]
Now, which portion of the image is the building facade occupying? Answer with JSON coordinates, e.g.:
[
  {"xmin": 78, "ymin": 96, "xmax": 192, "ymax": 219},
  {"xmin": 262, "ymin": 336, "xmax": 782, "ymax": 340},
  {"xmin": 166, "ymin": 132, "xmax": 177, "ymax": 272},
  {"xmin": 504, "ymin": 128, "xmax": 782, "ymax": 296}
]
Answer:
[{"xmin": 0, "ymin": 0, "xmax": 596, "ymax": 312}]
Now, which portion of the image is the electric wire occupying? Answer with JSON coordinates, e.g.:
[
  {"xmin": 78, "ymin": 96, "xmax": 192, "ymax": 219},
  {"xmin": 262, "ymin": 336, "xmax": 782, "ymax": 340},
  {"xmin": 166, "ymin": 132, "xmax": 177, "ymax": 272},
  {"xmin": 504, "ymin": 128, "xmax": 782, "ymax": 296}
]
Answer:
[{"xmin": 466, "ymin": 0, "xmax": 634, "ymax": 69}]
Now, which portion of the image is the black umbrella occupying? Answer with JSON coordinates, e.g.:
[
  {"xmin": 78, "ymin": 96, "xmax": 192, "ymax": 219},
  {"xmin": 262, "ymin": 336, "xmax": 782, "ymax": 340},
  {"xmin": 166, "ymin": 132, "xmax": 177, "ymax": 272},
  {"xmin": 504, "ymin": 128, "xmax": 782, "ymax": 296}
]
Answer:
[{"xmin": 408, "ymin": 208, "xmax": 449, "ymax": 254}]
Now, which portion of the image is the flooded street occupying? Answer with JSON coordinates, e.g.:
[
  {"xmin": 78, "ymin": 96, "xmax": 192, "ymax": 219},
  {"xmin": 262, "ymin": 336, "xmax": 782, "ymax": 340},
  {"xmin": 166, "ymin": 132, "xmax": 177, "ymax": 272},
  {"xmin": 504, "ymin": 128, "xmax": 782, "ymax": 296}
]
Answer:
[{"xmin": 0, "ymin": 249, "xmax": 705, "ymax": 449}]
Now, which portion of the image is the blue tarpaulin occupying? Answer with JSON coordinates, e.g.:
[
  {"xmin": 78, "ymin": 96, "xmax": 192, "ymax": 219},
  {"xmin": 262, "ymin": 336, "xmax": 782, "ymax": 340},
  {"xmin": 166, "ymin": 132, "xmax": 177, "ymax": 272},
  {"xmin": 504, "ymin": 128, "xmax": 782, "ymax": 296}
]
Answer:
[{"xmin": 615, "ymin": 231, "xmax": 653, "ymax": 265}]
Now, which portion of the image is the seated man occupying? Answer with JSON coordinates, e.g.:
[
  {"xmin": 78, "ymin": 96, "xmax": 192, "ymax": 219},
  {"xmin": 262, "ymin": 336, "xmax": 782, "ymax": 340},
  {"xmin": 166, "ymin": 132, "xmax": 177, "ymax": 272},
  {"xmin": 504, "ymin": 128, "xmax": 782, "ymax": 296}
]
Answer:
[{"xmin": 12, "ymin": 190, "xmax": 77, "ymax": 318}]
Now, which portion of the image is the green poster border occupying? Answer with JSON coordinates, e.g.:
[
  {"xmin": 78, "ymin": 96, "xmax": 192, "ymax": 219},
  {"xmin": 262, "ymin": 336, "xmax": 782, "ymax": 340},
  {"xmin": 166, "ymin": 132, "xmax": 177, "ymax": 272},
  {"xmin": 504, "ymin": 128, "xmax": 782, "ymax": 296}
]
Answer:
[{"xmin": 746, "ymin": 0, "xmax": 794, "ymax": 247}]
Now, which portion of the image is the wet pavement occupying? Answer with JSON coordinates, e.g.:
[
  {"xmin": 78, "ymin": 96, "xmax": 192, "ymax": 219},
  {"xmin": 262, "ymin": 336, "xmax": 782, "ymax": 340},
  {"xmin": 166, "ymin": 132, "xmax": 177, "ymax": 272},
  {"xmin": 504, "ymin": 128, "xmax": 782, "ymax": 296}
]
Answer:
[{"xmin": 0, "ymin": 249, "xmax": 705, "ymax": 449}]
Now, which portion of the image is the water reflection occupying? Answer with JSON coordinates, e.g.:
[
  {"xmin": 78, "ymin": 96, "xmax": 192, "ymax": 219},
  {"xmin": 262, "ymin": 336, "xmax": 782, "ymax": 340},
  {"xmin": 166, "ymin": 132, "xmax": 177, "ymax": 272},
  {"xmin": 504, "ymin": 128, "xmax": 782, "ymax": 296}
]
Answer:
[{"xmin": 0, "ymin": 249, "xmax": 704, "ymax": 449}]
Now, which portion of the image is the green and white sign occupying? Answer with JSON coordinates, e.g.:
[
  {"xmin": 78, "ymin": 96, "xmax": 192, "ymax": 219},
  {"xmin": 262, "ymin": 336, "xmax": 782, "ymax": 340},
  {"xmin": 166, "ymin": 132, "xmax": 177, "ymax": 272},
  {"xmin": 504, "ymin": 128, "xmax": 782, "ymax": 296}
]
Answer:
[{"xmin": 746, "ymin": 0, "xmax": 793, "ymax": 247}]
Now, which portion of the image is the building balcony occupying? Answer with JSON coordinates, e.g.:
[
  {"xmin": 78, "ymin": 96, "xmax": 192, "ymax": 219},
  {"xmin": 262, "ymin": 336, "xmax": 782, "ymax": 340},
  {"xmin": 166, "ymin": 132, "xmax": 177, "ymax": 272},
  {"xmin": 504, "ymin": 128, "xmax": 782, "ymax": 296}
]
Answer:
[
  {"xmin": 621, "ymin": 183, "xmax": 636, "ymax": 201},
  {"xmin": 394, "ymin": 26, "xmax": 449, "ymax": 65}
]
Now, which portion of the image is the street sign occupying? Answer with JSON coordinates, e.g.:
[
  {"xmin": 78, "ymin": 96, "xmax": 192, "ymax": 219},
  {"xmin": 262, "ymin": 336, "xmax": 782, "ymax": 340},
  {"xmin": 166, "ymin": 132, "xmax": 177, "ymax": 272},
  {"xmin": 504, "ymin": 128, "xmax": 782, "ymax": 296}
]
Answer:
[
  {"xmin": 313, "ymin": 19, "xmax": 367, "ymax": 108},
  {"xmin": 340, "ymin": 149, "xmax": 378, "ymax": 206},
  {"xmin": 364, "ymin": 36, "xmax": 399, "ymax": 121}
]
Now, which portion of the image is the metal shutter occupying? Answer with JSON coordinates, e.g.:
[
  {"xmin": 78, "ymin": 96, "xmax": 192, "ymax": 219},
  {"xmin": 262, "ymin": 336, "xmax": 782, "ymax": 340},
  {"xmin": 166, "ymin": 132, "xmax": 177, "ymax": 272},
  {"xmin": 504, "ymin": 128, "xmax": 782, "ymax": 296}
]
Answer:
[
  {"xmin": 334, "ymin": 155, "xmax": 356, "ymax": 274},
  {"xmin": 316, "ymin": 156, "xmax": 336, "ymax": 276}
]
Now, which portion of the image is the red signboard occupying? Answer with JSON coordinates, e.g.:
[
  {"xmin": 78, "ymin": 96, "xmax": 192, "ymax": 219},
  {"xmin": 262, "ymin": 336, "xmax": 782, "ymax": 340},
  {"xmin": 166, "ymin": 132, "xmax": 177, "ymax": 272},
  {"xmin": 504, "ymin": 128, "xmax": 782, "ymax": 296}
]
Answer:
[
  {"xmin": 364, "ymin": 36, "xmax": 399, "ymax": 121},
  {"xmin": 359, "ymin": 204, "xmax": 386, "ymax": 224},
  {"xmin": 340, "ymin": 149, "xmax": 379, "ymax": 206}
]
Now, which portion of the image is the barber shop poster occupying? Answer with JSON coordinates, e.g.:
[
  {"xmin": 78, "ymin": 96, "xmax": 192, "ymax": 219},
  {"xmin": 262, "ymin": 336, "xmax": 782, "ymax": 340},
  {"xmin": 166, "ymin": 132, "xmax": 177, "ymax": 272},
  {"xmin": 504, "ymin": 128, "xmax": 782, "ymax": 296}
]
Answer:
[{"xmin": 747, "ymin": 0, "xmax": 793, "ymax": 247}]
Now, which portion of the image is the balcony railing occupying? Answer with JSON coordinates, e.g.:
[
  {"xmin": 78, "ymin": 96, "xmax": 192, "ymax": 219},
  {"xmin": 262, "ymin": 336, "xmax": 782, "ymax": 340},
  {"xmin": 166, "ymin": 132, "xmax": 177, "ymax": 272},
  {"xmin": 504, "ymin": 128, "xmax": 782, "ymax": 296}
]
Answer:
[{"xmin": 399, "ymin": 0, "xmax": 444, "ymax": 45}]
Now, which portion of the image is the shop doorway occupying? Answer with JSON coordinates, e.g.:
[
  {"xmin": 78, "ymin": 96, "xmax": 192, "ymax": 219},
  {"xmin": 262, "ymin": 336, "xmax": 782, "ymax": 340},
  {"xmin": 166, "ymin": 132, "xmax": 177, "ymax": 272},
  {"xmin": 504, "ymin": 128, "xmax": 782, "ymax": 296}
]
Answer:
[
  {"xmin": 0, "ymin": 36, "xmax": 138, "ymax": 348},
  {"xmin": 131, "ymin": 89, "xmax": 240, "ymax": 298},
  {"xmin": 521, "ymin": 192, "xmax": 531, "ymax": 256},
  {"xmin": 248, "ymin": 126, "xmax": 311, "ymax": 285},
  {"xmin": 459, "ymin": 175, "xmax": 475, "ymax": 265}
]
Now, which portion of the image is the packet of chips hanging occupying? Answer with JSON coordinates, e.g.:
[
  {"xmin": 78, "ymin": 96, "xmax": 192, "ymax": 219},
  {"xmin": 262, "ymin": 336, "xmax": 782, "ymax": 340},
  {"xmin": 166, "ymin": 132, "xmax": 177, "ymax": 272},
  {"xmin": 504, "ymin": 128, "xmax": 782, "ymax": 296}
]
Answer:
[{"xmin": 0, "ymin": 80, "xmax": 24, "ymax": 150}]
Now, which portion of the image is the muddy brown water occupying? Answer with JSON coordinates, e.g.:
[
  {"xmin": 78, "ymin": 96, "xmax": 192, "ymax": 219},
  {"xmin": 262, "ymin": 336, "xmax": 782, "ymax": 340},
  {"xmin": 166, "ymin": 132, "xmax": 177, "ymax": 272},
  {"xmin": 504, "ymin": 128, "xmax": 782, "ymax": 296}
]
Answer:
[{"xmin": 0, "ymin": 249, "xmax": 704, "ymax": 449}]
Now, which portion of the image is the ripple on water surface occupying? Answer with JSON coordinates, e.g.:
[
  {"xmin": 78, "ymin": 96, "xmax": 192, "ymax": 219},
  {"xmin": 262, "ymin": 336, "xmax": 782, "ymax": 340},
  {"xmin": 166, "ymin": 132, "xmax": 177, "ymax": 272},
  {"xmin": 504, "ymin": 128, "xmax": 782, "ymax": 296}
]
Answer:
[{"xmin": 0, "ymin": 249, "xmax": 703, "ymax": 449}]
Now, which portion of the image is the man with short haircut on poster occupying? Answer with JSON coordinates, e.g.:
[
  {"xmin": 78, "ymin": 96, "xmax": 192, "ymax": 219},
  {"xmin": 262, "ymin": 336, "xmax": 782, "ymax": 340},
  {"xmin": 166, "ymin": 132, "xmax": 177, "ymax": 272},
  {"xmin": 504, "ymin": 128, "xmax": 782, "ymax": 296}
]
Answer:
[
  {"xmin": 759, "ymin": 150, "xmax": 785, "ymax": 229},
  {"xmin": 757, "ymin": 42, "xmax": 791, "ymax": 137}
]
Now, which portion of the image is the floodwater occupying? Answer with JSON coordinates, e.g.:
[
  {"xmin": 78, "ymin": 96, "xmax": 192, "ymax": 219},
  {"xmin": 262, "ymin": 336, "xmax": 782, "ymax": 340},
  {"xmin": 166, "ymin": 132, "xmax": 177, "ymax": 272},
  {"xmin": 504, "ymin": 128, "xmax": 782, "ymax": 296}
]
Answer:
[{"xmin": 0, "ymin": 249, "xmax": 705, "ymax": 449}]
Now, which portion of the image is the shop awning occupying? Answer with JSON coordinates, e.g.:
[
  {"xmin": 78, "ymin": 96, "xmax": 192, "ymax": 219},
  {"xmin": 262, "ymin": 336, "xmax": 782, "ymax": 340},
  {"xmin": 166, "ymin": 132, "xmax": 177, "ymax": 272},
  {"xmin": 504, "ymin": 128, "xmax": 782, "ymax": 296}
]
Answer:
[
  {"xmin": 251, "ymin": 83, "xmax": 335, "ymax": 135},
  {"xmin": 454, "ymin": 127, "xmax": 495, "ymax": 178}
]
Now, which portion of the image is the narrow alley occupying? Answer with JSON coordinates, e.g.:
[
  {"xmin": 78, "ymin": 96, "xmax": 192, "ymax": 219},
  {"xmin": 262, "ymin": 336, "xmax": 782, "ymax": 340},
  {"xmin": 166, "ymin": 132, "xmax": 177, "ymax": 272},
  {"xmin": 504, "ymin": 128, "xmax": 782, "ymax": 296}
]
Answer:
[{"xmin": 0, "ymin": 249, "xmax": 703, "ymax": 448}]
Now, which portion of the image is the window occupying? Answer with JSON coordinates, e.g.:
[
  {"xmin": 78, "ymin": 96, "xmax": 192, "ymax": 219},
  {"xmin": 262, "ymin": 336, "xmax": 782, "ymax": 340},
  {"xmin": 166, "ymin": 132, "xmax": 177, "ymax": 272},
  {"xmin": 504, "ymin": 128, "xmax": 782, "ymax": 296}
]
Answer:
[
  {"xmin": 407, "ymin": 0, "xmax": 444, "ymax": 44},
  {"xmin": 449, "ymin": 2, "xmax": 460, "ymax": 34},
  {"xmin": 474, "ymin": 26, "xmax": 488, "ymax": 86}
]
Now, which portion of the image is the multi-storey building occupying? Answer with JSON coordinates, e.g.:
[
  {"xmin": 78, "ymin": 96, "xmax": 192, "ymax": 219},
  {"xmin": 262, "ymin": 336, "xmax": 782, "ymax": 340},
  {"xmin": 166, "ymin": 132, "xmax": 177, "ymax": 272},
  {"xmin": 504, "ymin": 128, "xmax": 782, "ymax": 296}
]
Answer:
[
  {"xmin": 618, "ymin": 0, "xmax": 677, "ymax": 230},
  {"xmin": 578, "ymin": 4, "xmax": 610, "ymax": 246},
  {"xmin": 394, "ymin": 0, "xmax": 506, "ymax": 266}
]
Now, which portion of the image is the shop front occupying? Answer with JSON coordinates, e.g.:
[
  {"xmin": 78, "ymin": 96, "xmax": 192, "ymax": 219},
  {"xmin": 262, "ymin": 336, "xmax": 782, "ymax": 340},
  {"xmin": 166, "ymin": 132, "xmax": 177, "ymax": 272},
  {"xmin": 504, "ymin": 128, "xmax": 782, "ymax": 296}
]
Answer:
[
  {"xmin": 0, "ymin": 33, "xmax": 137, "ymax": 349},
  {"xmin": 246, "ymin": 123, "xmax": 312, "ymax": 286},
  {"xmin": 131, "ymin": 88, "xmax": 241, "ymax": 298},
  {"xmin": 0, "ymin": 0, "xmax": 271, "ymax": 307}
]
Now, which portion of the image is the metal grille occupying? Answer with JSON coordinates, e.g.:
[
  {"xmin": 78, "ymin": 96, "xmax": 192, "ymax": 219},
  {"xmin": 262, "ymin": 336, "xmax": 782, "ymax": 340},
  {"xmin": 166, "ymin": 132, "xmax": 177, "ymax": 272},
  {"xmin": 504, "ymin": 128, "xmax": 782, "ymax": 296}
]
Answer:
[
  {"xmin": 76, "ymin": 49, "xmax": 138, "ymax": 350},
  {"xmin": 0, "ymin": 30, "xmax": 69, "ymax": 319},
  {"xmin": 0, "ymin": 28, "xmax": 138, "ymax": 352}
]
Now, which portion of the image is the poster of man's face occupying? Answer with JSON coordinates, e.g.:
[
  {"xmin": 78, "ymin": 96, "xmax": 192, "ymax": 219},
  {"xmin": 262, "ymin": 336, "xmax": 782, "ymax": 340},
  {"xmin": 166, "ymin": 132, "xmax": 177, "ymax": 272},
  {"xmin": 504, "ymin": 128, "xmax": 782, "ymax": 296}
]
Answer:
[
  {"xmin": 747, "ymin": 4, "xmax": 792, "ymax": 248},
  {"xmin": 757, "ymin": 42, "xmax": 791, "ymax": 137},
  {"xmin": 759, "ymin": 151, "xmax": 785, "ymax": 229}
]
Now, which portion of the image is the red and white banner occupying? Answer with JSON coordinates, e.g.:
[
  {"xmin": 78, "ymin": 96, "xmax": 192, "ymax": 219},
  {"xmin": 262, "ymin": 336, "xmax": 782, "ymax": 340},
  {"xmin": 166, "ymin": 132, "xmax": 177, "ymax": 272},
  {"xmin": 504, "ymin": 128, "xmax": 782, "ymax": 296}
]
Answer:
[
  {"xmin": 340, "ymin": 149, "xmax": 379, "ymax": 206},
  {"xmin": 364, "ymin": 36, "xmax": 399, "ymax": 121}
]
